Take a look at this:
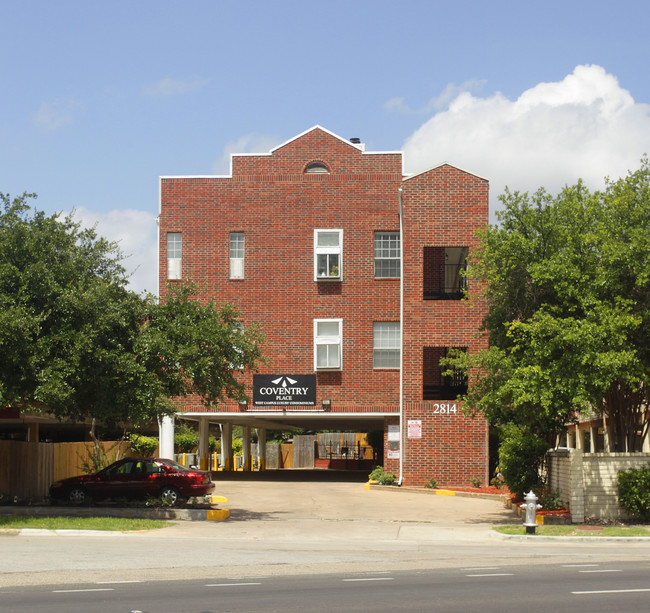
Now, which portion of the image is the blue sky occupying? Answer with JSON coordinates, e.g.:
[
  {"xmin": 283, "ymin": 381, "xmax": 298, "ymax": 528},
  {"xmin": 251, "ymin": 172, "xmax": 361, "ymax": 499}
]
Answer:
[{"xmin": 3, "ymin": 1, "xmax": 650, "ymax": 295}]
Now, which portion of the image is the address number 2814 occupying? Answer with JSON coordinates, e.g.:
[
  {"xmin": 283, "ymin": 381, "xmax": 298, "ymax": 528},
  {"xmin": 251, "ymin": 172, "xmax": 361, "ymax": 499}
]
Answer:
[{"xmin": 431, "ymin": 403, "xmax": 457, "ymax": 414}]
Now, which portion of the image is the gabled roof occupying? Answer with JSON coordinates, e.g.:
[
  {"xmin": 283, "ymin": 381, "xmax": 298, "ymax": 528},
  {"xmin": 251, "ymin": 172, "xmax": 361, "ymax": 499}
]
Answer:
[
  {"xmin": 403, "ymin": 162, "xmax": 489, "ymax": 182},
  {"xmin": 269, "ymin": 125, "xmax": 365, "ymax": 153}
]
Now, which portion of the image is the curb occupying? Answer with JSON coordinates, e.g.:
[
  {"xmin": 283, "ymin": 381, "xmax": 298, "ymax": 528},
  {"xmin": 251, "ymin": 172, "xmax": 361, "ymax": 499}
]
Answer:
[
  {"xmin": 0, "ymin": 495, "xmax": 230, "ymax": 522},
  {"xmin": 364, "ymin": 482, "xmax": 509, "ymax": 502}
]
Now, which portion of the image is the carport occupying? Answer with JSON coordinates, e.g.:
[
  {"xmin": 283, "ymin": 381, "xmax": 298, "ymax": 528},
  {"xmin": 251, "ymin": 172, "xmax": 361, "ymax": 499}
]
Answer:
[{"xmin": 158, "ymin": 409, "xmax": 390, "ymax": 472}]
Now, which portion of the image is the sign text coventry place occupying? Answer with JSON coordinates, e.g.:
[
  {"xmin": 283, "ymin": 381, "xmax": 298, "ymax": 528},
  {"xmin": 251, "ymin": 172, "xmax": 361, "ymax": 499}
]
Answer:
[{"xmin": 253, "ymin": 374, "xmax": 317, "ymax": 406}]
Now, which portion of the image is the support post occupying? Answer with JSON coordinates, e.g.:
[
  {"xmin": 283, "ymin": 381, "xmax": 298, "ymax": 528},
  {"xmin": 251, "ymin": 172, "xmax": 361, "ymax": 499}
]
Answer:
[
  {"xmin": 257, "ymin": 428, "xmax": 267, "ymax": 471},
  {"xmin": 159, "ymin": 415, "xmax": 175, "ymax": 460},
  {"xmin": 242, "ymin": 426, "xmax": 252, "ymax": 471},
  {"xmin": 221, "ymin": 422, "xmax": 233, "ymax": 471},
  {"xmin": 198, "ymin": 418, "xmax": 210, "ymax": 470}
]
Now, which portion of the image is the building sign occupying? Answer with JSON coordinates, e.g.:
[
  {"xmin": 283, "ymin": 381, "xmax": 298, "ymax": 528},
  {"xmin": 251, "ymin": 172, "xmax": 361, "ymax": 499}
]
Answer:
[
  {"xmin": 387, "ymin": 424, "xmax": 400, "ymax": 442},
  {"xmin": 253, "ymin": 374, "xmax": 316, "ymax": 406},
  {"xmin": 408, "ymin": 420, "xmax": 422, "ymax": 439}
]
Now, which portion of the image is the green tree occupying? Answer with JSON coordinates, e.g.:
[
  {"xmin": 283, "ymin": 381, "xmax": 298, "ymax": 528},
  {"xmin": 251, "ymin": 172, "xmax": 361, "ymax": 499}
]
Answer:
[
  {"xmin": 141, "ymin": 282, "xmax": 264, "ymax": 408},
  {"xmin": 446, "ymin": 159, "xmax": 650, "ymax": 452},
  {"xmin": 0, "ymin": 193, "xmax": 264, "ymax": 431},
  {"xmin": 0, "ymin": 192, "xmax": 162, "ymax": 426}
]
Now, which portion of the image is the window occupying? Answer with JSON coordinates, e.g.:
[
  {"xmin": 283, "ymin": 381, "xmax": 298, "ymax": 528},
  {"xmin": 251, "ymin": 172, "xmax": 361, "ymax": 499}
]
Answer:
[
  {"xmin": 229, "ymin": 232, "xmax": 245, "ymax": 279},
  {"xmin": 314, "ymin": 319, "xmax": 342, "ymax": 370},
  {"xmin": 374, "ymin": 232, "xmax": 400, "ymax": 278},
  {"xmin": 423, "ymin": 246, "xmax": 468, "ymax": 299},
  {"xmin": 305, "ymin": 161, "xmax": 329, "ymax": 174},
  {"xmin": 230, "ymin": 321, "xmax": 245, "ymax": 369},
  {"xmin": 373, "ymin": 322, "xmax": 400, "ymax": 368},
  {"xmin": 167, "ymin": 232, "xmax": 182, "ymax": 280},
  {"xmin": 314, "ymin": 229, "xmax": 342, "ymax": 280},
  {"xmin": 422, "ymin": 347, "xmax": 467, "ymax": 400}
]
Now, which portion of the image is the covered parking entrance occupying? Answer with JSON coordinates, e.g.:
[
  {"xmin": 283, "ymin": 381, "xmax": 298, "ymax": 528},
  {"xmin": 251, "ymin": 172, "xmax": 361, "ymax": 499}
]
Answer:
[{"xmin": 158, "ymin": 410, "xmax": 390, "ymax": 474}]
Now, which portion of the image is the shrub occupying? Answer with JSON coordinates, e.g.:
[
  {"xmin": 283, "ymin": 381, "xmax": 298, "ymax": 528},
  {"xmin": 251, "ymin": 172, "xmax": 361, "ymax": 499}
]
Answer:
[
  {"xmin": 129, "ymin": 434, "xmax": 159, "ymax": 457},
  {"xmin": 490, "ymin": 477, "xmax": 502, "ymax": 489},
  {"xmin": 209, "ymin": 436, "xmax": 219, "ymax": 453},
  {"xmin": 537, "ymin": 486, "xmax": 563, "ymax": 511},
  {"xmin": 470, "ymin": 477, "xmax": 482, "ymax": 488},
  {"xmin": 498, "ymin": 424, "xmax": 549, "ymax": 500},
  {"xmin": 368, "ymin": 466, "xmax": 397, "ymax": 485},
  {"xmin": 378, "ymin": 471, "xmax": 396, "ymax": 485},
  {"xmin": 618, "ymin": 464, "xmax": 650, "ymax": 521},
  {"xmin": 175, "ymin": 432, "xmax": 199, "ymax": 453},
  {"xmin": 425, "ymin": 478, "xmax": 438, "ymax": 489}
]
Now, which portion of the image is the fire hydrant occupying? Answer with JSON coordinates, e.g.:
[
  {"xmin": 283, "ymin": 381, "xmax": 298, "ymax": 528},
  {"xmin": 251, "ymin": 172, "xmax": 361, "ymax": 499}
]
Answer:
[{"xmin": 520, "ymin": 490, "xmax": 542, "ymax": 534}]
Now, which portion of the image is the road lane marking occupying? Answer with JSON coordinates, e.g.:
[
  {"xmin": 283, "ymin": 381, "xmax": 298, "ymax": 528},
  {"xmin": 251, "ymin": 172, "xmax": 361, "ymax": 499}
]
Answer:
[
  {"xmin": 466, "ymin": 573, "xmax": 514, "ymax": 577},
  {"xmin": 53, "ymin": 588, "xmax": 115, "ymax": 593},
  {"xmin": 205, "ymin": 582, "xmax": 262, "ymax": 587},
  {"xmin": 96, "ymin": 580, "xmax": 143, "ymax": 584},
  {"xmin": 462, "ymin": 567, "xmax": 501, "ymax": 571},
  {"xmin": 343, "ymin": 578, "xmax": 395, "ymax": 582},
  {"xmin": 578, "ymin": 569, "xmax": 622, "ymax": 573},
  {"xmin": 573, "ymin": 588, "xmax": 650, "ymax": 595},
  {"xmin": 562, "ymin": 564, "xmax": 599, "ymax": 567}
]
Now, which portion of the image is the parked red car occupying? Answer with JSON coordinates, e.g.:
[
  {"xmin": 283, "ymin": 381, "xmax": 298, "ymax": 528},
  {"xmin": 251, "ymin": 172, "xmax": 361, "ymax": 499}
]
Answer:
[{"xmin": 49, "ymin": 457, "xmax": 215, "ymax": 506}]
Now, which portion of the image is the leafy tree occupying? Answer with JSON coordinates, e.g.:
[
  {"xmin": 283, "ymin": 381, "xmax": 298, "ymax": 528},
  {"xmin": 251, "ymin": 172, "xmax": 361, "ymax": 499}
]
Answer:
[
  {"xmin": 446, "ymin": 159, "xmax": 650, "ymax": 453},
  {"xmin": 141, "ymin": 282, "xmax": 264, "ymax": 408},
  {"xmin": 0, "ymin": 192, "xmax": 160, "ymax": 426},
  {"xmin": 0, "ymin": 193, "xmax": 264, "ymax": 433}
]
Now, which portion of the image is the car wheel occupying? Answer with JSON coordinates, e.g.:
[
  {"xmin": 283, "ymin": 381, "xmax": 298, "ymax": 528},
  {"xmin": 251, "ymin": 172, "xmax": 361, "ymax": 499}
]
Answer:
[
  {"xmin": 68, "ymin": 487, "xmax": 89, "ymax": 505},
  {"xmin": 159, "ymin": 485, "xmax": 181, "ymax": 506}
]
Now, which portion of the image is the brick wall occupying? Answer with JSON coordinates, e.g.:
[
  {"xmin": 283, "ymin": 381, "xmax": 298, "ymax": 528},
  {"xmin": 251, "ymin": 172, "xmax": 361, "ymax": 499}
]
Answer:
[{"xmin": 160, "ymin": 127, "xmax": 489, "ymax": 486}]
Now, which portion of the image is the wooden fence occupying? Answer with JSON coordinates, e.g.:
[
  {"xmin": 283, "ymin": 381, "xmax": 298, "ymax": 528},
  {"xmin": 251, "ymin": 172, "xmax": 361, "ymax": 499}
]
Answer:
[{"xmin": 0, "ymin": 440, "xmax": 131, "ymax": 502}]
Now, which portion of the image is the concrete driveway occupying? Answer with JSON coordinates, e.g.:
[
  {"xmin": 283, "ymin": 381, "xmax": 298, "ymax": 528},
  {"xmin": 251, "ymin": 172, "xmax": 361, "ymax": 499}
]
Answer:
[{"xmin": 173, "ymin": 470, "xmax": 518, "ymax": 544}]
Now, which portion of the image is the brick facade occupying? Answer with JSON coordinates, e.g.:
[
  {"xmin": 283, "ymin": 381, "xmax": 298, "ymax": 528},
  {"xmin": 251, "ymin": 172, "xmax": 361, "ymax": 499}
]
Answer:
[{"xmin": 159, "ymin": 126, "xmax": 488, "ymax": 486}]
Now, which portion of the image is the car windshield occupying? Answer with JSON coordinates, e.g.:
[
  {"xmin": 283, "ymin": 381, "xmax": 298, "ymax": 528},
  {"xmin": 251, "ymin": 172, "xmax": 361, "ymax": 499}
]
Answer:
[{"xmin": 162, "ymin": 459, "xmax": 195, "ymax": 472}]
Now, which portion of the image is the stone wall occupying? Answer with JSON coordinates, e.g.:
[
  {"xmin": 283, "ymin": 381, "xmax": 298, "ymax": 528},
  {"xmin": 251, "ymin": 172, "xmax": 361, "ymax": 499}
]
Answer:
[{"xmin": 547, "ymin": 449, "xmax": 650, "ymax": 522}]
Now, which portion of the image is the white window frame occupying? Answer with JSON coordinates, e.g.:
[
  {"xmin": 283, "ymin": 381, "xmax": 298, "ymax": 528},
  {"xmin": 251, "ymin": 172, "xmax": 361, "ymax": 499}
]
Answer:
[
  {"xmin": 167, "ymin": 232, "xmax": 182, "ymax": 280},
  {"xmin": 314, "ymin": 318, "xmax": 342, "ymax": 370},
  {"xmin": 314, "ymin": 229, "xmax": 342, "ymax": 280},
  {"xmin": 229, "ymin": 232, "xmax": 245, "ymax": 279},
  {"xmin": 374, "ymin": 231, "xmax": 401, "ymax": 278},
  {"xmin": 373, "ymin": 322, "xmax": 400, "ymax": 369}
]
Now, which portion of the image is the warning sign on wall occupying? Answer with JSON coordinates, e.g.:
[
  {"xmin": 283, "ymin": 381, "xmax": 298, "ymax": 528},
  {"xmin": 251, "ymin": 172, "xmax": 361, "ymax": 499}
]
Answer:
[{"xmin": 407, "ymin": 420, "xmax": 422, "ymax": 439}]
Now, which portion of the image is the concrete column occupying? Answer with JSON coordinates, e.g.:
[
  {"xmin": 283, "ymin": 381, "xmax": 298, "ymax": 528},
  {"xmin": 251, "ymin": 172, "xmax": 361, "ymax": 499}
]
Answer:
[
  {"xmin": 159, "ymin": 415, "xmax": 175, "ymax": 460},
  {"xmin": 590, "ymin": 426, "xmax": 598, "ymax": 452},
  {"xmin": 643, "ymin": 427, "xmax": 650, "ymax": 453},
  {"xmin": 198, "ymin": 418, "xmax": 210, "ymax": 470},
  {"xmin": 242, "ymin": 426, "xmax": 252, "ymax": 471},
  {"xmin": 566, "ymin": 428, "xmax": 575, "ymax": 449},
  {"xmin": 221, "ymin": 422, "xmax": 233, "ymax": 471},
  {"xmin": 257, "ymin": 428, "xmax": 267, "ymax": 471},
  {"xmin": 576, "ymin": 427, "xmax": 586, "ymax": 451},
  {"xmin": 603, "ymin": 415, "xmax": 612, "ymax": 452},
  {"xmin": 568, "ymin": 448, "xmax": 585, "ymax": 524}
]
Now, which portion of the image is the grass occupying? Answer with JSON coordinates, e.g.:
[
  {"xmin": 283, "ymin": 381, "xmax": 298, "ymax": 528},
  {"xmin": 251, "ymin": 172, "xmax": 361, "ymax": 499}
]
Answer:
[
  {"xmin": 0, "ymin": 515, "xmax": 169, "ymax": 531},
  {"xmin": 495, "ymin": 524, "xmax": 650, "ymax": 537}
]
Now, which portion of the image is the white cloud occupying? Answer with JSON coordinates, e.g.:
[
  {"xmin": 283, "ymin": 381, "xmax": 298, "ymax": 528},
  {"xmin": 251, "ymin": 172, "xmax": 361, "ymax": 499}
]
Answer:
[
  {"xmin": 32, "ymin": 98, "xmax": 84, "ymax": 132},
  {"xmin": 211, "ymin": 133, "xmax": 283, "ymax": 174},
  {"xmin": 400, "ymin": 65, "xmax": 650, "ymax": 220},
  {"xmin": 143, "ymin": 77, "xmax": 209, "ymax": 96},
  {"xmin": 386, "ymin": 79, "xmax": 486, "ymax": 114},
  {"xmin": 69, "ymin": 207, "xmax": 158, "ymax": 296}
]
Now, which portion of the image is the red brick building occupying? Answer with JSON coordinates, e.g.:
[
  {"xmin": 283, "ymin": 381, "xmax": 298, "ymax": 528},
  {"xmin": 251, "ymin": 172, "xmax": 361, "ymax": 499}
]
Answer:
[{"xmin": 158, "ymin": 126, "xmax": 488, "ymax": 486}]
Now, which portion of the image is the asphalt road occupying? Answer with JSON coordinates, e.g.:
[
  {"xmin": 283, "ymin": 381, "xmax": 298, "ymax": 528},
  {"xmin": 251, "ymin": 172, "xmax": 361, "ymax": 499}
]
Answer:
[
  {"xmin": 3, "ymin": 475, "xmax": 650, "ymax": 610},
  {"xmin": 3, "ymin": 562, "xmax": 650, "ymax": 612}
]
